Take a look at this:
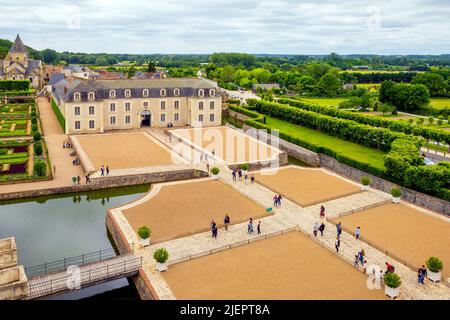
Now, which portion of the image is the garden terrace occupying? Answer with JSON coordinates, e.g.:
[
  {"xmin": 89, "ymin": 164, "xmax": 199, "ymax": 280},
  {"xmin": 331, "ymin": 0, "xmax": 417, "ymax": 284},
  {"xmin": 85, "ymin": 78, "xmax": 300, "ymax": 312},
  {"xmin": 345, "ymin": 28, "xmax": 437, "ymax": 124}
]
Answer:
[
  {"xmin": 71, "ymin": 132, "xmax": 178, "ymax": 173},
  {"xmin": 332, "ymin": 203, "xmax": 450, "ymax": 280},
  {"xmin": 169, "ymin": 126, "xmax": 282, "ymax": 165},
  {"xmin": 114, "ymin": 179, "xmax": 268, "ymax": 243},
  {"xmin": 162, "ymin": 231, "xmax": 386, "ymax": 300},
  {"xmin": 0, "ymin": 141, "xmax": 30, "ymax": 182},
  {"xmin": 254, "ymin": 166, "xmax": 361, "ymax": 207},
  {"xmin": 0, "ymin": 119, "xmax": 29, "ymax": 137}
]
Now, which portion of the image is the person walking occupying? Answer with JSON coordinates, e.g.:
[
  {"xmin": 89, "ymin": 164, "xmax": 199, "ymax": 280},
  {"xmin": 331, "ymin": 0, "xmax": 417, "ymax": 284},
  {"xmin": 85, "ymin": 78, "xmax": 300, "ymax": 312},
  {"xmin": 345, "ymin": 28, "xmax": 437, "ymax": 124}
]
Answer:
[
  {"xmin": 247, "ymin": 218, "xmax": 254, "ymax": 235},
  {"xmin": 354, "ymin": 255, "xmax": 359, "ymax": 269},
  {"xmin": 318, "ymin": 222, "xmax": 325, "ymax": 236},
  {"xmin": 77, "ymin": 175, "xmax": 81, "ymax": 185},
  {"xmin": 319, "ymin": 205, "xmax": 326, "ymax": 220},
  {"xmin": 53, "ymin": 165, "xmax": 56, "ymax": 177},
  {"xmin": 250, "ymin": 174, "xmax": 255, "ymax": 183},
  {"xmin": 224, "ymin": 214, "xmax": 230, "ymax": 231},
  {"xmin": 336, "ymin": 222, "xmax": 342, "ymax": 236},
  {"xmin": 244, "ymin": 174, "xmax": 248, "ymax": 184},
  {"xmin": 206, "ymin": 159, "xmax": 210, "ymax": 173},
  {"xmin": 273, "ymin": 194, "xmax": 279, "ymax": 207},
  {"xmin": 313, "ymin": 222, "xmax": 319, "ymax": 237},
  {"xmin": 85, "ymin": 174, "xmax": 90, "ymax": 184},
  {"xmin": 257, "ymin": 221, "xmax": 261, "ymax": 235},
  {"xmin": 232, "ymin": 170, "xmax": 237, "ymax": 182},
  {"xmin": 335, "ymin": 236, "xmax": 340, "ymax": 253},
  {"xmin": 418, "ymin": 265, "xmax": 427, "ymax": 284},
  {"xmin": 101, "ymin": 165, "xmax": 105, "ymax": 176},
  {"xmin": 212, "ymin": 224, "xmax": 218, "ymax": 239},
  {"xmin": 359, "ymin": 249, "xmax": 366, "ymax": 267},
  {"xmin": 106, "ymin": 166, "xmax": 110, "ymax": 176},
  {"xmin": 355, "ymin": 226, "xmax": 361, "ymax": 239},
  {"xmin": 210, "ymin": 219, "xmax": 217, "ymax": 238},
  {"xmin": 238, "ymin": 169, "xmax": 243, "ymax": 181},
  {"xmin": 277, "ymin": 194, "xmax": 283, "ymax": 206}
]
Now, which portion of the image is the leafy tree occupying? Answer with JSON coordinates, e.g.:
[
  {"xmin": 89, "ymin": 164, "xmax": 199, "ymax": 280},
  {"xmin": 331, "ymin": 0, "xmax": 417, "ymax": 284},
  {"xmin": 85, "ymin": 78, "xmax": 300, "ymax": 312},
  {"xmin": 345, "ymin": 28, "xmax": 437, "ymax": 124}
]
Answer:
[
  {"xmin": 319, "ymin": 73, "xmax": 341, "ymax": 96},
  {"xmin": 147, "ymin": 61, "xmax": 156, "ymax": 73},
  {"xmin": 411, "ymin": 73, "xmax": 446, "ymax": 96}
]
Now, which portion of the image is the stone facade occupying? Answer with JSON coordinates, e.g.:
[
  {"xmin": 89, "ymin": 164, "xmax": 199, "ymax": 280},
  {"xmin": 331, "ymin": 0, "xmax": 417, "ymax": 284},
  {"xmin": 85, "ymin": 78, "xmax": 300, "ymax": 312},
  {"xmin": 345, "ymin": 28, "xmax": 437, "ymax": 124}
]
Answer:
[
  {"xmin": 51, "ymin": 78, "xmax": 222, "ymax": 134},
  {"xmin": 0, "ymin": 35, "xmax": 44, "ymax": 89}
]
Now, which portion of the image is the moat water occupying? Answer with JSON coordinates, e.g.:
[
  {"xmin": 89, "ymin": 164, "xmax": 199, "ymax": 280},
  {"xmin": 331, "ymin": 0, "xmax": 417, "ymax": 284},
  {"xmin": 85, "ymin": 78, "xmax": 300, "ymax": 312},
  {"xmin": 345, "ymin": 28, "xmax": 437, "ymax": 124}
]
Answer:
[{"xmin": 0, "ymin": 184, "xmax": 150, "ymax": 300}]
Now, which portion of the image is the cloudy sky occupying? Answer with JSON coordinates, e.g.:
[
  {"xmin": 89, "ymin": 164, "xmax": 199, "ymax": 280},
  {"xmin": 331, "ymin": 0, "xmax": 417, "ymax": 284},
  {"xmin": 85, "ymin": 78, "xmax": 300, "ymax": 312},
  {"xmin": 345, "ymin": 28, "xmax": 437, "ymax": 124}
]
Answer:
[{"xmin": 0, "ymin": 0, "xmax": 449, "ymax": 54}]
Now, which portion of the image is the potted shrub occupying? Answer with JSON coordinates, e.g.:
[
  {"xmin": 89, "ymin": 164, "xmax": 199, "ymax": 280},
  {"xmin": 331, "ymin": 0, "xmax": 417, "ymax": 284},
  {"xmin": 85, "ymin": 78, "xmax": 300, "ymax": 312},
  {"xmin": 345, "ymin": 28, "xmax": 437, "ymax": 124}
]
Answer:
[
  {"xmin": 360, "ymin": 176, "xmax": 371, "ymax": 191},
  {"xmin": 153, "ymin": 248, "xmax": 169, "ymax": 272},
  {"xmin": 138, "ymin": 226, "xmax": 151, "ymax": 247},
  {"xmin": 210, "ymin": 166, "xmax": 220, "ymax": 179},
  {"xmin": 241, "ymin": 163, "xmax": 250, "ymax": 175},
  {"xmin": 384, "ymin": 272, "xmax": 401, "ymax": 299},
  {"xmin": 426, "ymin": 257, "xmax": 443, "ymax": 283},
  {"xmin": 391, "ymin": 187, "xmax": 402, "ymax": 203}
]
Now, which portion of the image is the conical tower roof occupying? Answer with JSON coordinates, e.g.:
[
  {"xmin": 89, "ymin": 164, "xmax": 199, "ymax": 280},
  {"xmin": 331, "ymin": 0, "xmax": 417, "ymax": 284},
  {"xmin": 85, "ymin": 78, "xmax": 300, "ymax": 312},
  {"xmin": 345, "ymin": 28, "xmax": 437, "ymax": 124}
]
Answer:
[{"xmin": 9, "ymin": 34, "xmax": 28, "ymax": 54}]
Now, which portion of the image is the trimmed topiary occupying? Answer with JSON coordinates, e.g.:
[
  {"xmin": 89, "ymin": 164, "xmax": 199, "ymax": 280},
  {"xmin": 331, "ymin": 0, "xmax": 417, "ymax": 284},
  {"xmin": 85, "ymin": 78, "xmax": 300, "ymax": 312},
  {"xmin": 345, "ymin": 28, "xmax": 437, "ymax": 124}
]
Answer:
[
  {"xmin": 391, "ymin": 187, "xmax": 402, "ymax": 198},
  {"xmin": 31, "ymin": 124, "xmax": 38, "ymax": 133},
  {"xmin": 360, "ymin": 176, "xmax": 371, "ymax": 186},
  {"xmin": 138, "ymin": 226, "xmax": 151, "ymax": 239},
  {"xmin": 384, "ymin": 272, "xmax": 401, "ymax": 289},
  {"xmin": 153, "ymin": 248, "xmax": 169, "ymax": 264},
  {"xmin": 210, "ymin": 167, "xmax": 220, "ymax": 175},
  {"xmin": 34, "ymin": 142, "xmax": 43, "ymax": 156},
  {"xmin": 241, "ymin": 163, "xmax": 250, "ymax": 171},
  {"xmin": 34, "ymin": 160, "xmax": 46, "ymax": 177},
  {"xmin": 426, "ymin": 257, "xmax": 443, "ymax": 273},
  {"xmin": 33, "ymin": 131, "xmax": 41, "ymax": 142}
]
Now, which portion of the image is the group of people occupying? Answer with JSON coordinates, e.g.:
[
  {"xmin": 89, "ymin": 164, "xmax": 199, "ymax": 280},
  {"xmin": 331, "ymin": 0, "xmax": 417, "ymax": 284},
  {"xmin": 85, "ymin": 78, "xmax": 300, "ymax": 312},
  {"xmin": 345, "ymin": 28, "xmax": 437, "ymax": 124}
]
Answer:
[
  {"xmin": 210, "ymin": 215, "xmax": 261, "ymax": 239},
  {"xmin": 273, "ymin": 194, "xmax": 283, "ymax": 207},
  {"xmin": 354, "ymin": 249, "xmax": 366, "ymax": 269},
  {"xmin": 100, "ymin": 164, "xmax": 110, "ymax": 176},
  {"xmin": 232, "ymin": 169, "xmax": 255, "ymax": 184},
  {"xmin": 62, "ymin": 140, "xmax": 72, "ymax": 149}
]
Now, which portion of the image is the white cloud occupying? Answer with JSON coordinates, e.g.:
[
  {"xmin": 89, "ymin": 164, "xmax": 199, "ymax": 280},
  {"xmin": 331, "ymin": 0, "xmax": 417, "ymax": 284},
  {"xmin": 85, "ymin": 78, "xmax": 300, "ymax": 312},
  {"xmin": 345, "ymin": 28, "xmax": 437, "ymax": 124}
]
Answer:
[{"xmin": 0, "ymin": 0, "xmax": 448, "ymax": 54}]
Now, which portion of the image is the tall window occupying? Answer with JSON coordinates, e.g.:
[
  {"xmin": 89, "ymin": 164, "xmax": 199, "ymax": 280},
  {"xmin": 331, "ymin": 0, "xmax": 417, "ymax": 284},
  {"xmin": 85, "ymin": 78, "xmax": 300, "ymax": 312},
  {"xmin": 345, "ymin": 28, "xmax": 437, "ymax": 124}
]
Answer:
[
  {"xmin": 210, "ymin": 114, "xmax": 215, "ymax": 122},
  {"xmin": 198, "ymin": 114, "xmax": 204, "ymax": 122},
  {"xmin": 174, "ymin": 113, "xmax": 179, "ymax": 121},
  {"xmin": 110, "ymin": 116, "xmax": 116, "ymax": 125},
  {"xmin": 124, "ymin": 89, "xmax": 131, "ymax": 97},
  {"xmin": 74, "ymin": 106, "xmax": 80, "ymax": 116},
  {"xmin": 210, "ymin": 101, "xmax": 215, "ymax": 110},
  {"xmin": 198, "ymin": 89, "xmax": 204, "ymax": 97},
  {"xmin": 160, "ymin": 89, "xmax": 166, "ymax": 96},
  {"xmin": 88, "ymin": 92, "xmax": 95, "ymax": 101},
  {"xmin": 174, "ymin": 100, "xmax": 179, "ymax": 109},
  {"xmin": 125, "ymin": 102, "xmax": 131, "ymax": 111},
  {"xmin": 210, "ymin": 89, "xmax": 216, "ymax": 96},
  {"xmin": 160, "ymin": 101, "xmax": 166, "ymax": 110},
  {"xmin": 160, "ymin": 114, "xmax": 166, "ymax": 122},
  {"xmin": 143, "ymin": 101, "xmax": 149, "ymax": 107},
  {"xmin": 110, "ymin": 103, "xmax": 116, "ymax": 112},
  {"xmin": 143, "ymin": 89, "xmax": 149, "ymax": 97},
  {"xmin": 199, "ymin": 101, "xmax": 204, "ymax": 110},
  {"xmin": 125, "ymin": 115, "xmax": 131, "ymax": 124},
  {"xmin": 174, "ymin": 88, "xmax": 180, "ymax": 96},
  {"xmin": 109, "ymin": 90, "xmax": 116, "ymax": 98},
  {"xmin": 75, "ymin": 121, "xmax": 81, "ymax": 130},
  {"xmin": 89, "ymin": 120, "xmax": 95, "ymax": 129},
  {"xmin": 74, "ymin": 93, "xmax": 81, "ymax": 101},
  {"xmin": 89, "ymin": 106, "xmax": 95, "ymax": 115}
]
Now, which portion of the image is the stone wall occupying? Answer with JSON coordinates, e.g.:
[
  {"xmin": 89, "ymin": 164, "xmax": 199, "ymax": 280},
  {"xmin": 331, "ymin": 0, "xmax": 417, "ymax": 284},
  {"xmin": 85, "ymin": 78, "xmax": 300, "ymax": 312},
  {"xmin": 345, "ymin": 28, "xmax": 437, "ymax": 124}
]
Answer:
[{"xmin": 0, "ymin": 169, "xmax": 208, "ymax": 201}]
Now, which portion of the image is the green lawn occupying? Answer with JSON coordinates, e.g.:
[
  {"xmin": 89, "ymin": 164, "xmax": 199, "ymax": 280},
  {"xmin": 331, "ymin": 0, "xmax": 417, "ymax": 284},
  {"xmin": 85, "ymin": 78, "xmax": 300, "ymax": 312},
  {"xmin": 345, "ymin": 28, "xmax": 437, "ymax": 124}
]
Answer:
[
  {"xmin": 265, "ymin": 116, "xmax": 386, "ymax": 170},
  {"xmin": 299, "ymin": 97, "xmax": 348, "ymax": 107},
  {"xmin": 429, "ymin": 98, "xmax": 450, "ymax": 110}
]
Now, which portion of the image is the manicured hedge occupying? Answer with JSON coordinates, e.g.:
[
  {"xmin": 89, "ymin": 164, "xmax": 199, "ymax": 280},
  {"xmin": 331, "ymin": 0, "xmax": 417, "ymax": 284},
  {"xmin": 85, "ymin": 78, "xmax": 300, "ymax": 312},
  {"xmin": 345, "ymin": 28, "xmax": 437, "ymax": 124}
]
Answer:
[
  {"xmin": 279, "ymin": 98, "xmax": 450, "ymax": 145},
  {"xmin": 51, "ymin": 98, "xmax": 65, "ymax": 132},
  {"xmin": 0, "ymin": 80, "xmax": 30, "ymax": 92},
  {"xmin": 247, "ymin": 99, "xmax": 411, "ymax": 152}
]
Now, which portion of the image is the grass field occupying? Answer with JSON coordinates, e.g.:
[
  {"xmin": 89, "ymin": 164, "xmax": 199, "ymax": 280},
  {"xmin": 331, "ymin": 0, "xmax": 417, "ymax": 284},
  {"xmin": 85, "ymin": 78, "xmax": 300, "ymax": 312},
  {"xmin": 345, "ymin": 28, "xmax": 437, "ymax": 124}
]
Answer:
[
  {"xmin": 299, "ymin": 97, "xmax": 348, "ymax": 107},
  {"xmin": 430, "ymin": 98, "xmax": 450, "ymax": 110},
  {"xmin": 265, "ymin": 116, "xmax": 386, "ymax": 170}
]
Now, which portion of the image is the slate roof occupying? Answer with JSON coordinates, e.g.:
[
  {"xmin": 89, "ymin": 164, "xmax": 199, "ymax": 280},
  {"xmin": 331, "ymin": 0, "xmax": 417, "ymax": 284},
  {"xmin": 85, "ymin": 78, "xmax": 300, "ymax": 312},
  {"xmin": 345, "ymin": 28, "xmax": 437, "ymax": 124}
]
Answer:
[
  {"xmin": 48, "ymin": 73, "xmax": 66, "ymax": 86},
  {"xmin": 61, "ymin": 78, "xmax": 219, "ymax": 102},
  {"xmin": 9, "ymin": 34, "xmax": 27, "ymax": 54}
]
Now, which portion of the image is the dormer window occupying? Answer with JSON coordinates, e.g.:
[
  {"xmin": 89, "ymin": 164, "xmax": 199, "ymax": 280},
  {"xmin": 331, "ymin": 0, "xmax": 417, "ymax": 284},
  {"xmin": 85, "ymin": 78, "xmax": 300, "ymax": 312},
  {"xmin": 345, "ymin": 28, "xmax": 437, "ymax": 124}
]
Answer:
[
  {"xmin": 125, "ymin": 89, "xmax": 131, "ymax": 98},
  {"xmin": 174, "ymin": 88, "xmax": 180, "ymax": 96},
  {"xmin": 209, "ymin": 89, "xmax": 216, "ymax": 96},
  {"xmin": 88, "ymin": 92, "xmax": 95, "ymax": 101},
  {"xmin": 74, "ymin": 93, "xmax": 81, "ymax": 101},
  {"xmin": 198, "ymin": 89, "xmax": 204, "ymax": 97},
  {"xmin": 109, "ymin": 90, "xmax": 116, "ymax": 98},
  {"xmin": 160, "ymin": 89, "xmax": 167, "ymax": 97},
  {"xmin": 143, "ymin": 89, "xmax": 149, "ymax": 97}
]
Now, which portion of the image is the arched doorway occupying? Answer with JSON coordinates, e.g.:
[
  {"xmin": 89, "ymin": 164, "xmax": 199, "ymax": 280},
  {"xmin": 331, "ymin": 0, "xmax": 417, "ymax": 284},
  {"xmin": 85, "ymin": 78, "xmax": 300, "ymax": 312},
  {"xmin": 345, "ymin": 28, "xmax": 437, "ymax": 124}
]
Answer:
[{"xmin": 140, "ymin": 110, "xmax": 152, "ymax": 127}]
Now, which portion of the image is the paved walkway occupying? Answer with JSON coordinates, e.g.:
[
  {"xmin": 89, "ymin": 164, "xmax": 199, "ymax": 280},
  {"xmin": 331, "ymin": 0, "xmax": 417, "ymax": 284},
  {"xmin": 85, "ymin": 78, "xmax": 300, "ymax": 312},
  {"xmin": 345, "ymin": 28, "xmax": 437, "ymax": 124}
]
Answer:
[
  {"xmin": 130, "ymin": 163, "xmax": 450, "ymax": 300},
  {"xmin": 0, "ymin": 97, "xmax": 84, "ymax": 194}
]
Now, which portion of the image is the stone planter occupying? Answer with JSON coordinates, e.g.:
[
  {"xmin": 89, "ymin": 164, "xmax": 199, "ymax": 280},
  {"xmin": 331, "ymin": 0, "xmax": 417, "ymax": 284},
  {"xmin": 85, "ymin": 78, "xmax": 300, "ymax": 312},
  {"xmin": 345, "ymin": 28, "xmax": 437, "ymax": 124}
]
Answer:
[
  {"xmin": 212, "ymin": 174, "xmax": 219, "ymax": 180},
  {"xmin": 361, "ymin": 185, "xmax": 370, "ymax": 191},
  {"xmin": 156, "ymin": 262, "xmax": 168, "ymax": 272},
  {"xmin": 140, "ymin": 237, "xmax": 150, "ymax": 247},
  {"xmin": 427, "ymin": 270, "xmax": 441, "ymax": 283},
  {"xmin": 392, "ymin": 197, "xmax": 401, "ymax": 204},
  {"xmin": 384, "ymin": 286, "xmax": 399, "ymax": 299}
]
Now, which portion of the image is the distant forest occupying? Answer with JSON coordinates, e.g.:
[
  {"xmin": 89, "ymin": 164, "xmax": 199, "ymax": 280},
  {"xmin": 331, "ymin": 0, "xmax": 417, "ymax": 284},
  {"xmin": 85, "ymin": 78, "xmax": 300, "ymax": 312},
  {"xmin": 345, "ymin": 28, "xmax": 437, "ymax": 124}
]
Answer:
[{"xmin": 1, "ymin": 38, "xmax": 449, "ymax": 69}]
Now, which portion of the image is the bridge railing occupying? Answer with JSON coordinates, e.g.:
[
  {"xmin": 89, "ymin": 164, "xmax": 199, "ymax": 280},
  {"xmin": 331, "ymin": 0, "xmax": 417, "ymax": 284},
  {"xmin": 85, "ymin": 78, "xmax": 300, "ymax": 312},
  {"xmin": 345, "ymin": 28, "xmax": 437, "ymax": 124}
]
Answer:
[
  {"xmin": 24, "ymin": 248, "xmax": 118, "ymax": 278},
  {"xmin": 27, "ymin": 255, "xmax": 142, "ymax": 300}
]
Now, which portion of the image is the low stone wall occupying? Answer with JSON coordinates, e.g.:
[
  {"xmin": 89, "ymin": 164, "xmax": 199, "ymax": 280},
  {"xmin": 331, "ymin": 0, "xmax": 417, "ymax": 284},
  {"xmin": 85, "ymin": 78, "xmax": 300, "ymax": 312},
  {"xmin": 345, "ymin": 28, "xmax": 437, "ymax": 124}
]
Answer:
[
  {"xmin": 133, "ymin": 270, "xmax": 159, "ymax": 300},
  {"xmin": 0, "ymin": 238, "xmax": 18, "ymax": 271},
  {"xmin": 0, "ymin": 169, "xmax": 208, "ymax": 202},
  {"xmin": 0, "ymin": 266, "xmax": 28, "ymax": 300}
]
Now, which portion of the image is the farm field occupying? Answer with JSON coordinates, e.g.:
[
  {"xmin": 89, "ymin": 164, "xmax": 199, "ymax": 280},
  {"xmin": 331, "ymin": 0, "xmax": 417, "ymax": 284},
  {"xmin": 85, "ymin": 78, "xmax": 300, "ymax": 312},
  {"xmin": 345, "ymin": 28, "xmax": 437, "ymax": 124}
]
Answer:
[
  {"xmin": 298, "ymin": 97, "xmax": 348, "ymax": 107},
  {"xmin": 264, "ymin": 116, "xmax": 386, "ymax": 171},
  {"xmin": 430, "ymin": 98, "xmax": 450, "ymax": 110}
]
